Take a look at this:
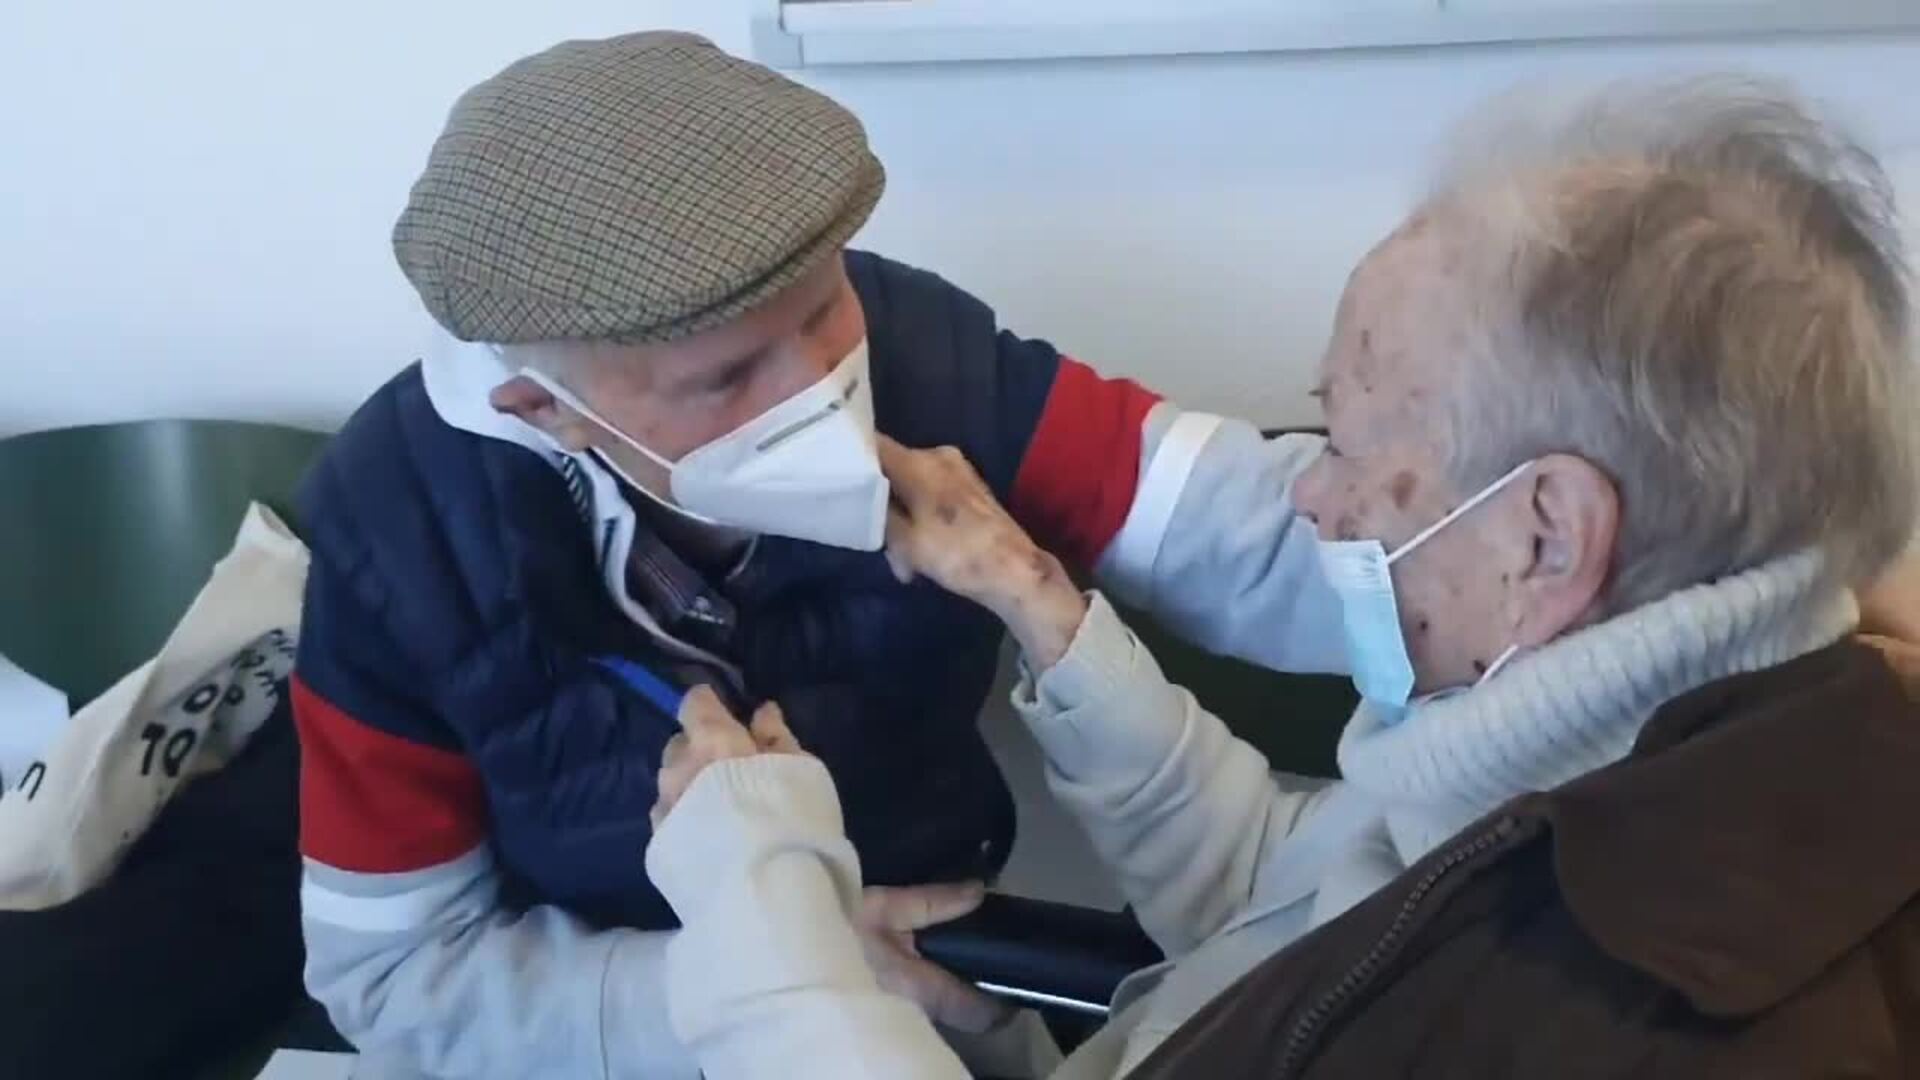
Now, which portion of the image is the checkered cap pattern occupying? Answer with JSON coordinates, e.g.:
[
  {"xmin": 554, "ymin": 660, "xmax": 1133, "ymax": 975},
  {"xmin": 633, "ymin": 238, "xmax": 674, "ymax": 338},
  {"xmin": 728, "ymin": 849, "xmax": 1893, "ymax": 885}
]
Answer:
[{"xmin": 393, "ymin": 31, "xmax": 885, "ymax": 344}]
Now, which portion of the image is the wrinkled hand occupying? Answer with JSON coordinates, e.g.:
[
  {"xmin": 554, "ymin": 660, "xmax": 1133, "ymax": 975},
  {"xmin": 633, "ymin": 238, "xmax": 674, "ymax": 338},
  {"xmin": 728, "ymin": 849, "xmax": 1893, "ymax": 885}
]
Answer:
[
  {"xmin": 651, "ymin": 686, "xmax": 808, "ymax": 829},
  {"xmin": 856, "ymin": 882, "xmax": 1013, "ymax": 1034},
  {"xmin": 880, "ymin": 437, "xmax": 1088, "ymax": 670},
  {"xmin": 878, "ymin": 438, "xmax": 1062, "ymax": 604}
]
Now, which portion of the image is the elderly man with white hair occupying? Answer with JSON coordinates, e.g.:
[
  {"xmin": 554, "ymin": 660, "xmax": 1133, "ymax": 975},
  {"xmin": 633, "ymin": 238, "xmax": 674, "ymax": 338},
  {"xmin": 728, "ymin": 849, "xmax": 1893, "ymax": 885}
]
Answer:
[{"xmin": 638, "ymin": 78, "xmax": 1920, "ymax": 1078}]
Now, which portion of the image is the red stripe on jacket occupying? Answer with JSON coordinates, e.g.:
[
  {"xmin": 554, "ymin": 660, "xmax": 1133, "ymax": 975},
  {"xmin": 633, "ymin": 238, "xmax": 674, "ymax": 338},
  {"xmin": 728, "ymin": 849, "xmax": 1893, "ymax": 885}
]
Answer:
[
  {"xmin": 292, "ymin": 676, "xmax": 487, "ymax": 873},
  {"xmin": 1009, "ymin": 357, "xmax": 1161, "ymax": 571}
]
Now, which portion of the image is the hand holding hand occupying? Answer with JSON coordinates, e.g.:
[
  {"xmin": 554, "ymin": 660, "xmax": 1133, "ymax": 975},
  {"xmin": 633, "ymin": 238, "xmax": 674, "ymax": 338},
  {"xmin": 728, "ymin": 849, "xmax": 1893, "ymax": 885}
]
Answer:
[
  {"xmin": 651, "ymin": 686, "xmax": 808, "ymax": 829},
  {"xmin": 856, "ymin": 882, "xmax": 1013, "ymax": 1034},
  {"xmin": 651, "ymin": 688, "xmax": 1011, "ymax": 1033}
]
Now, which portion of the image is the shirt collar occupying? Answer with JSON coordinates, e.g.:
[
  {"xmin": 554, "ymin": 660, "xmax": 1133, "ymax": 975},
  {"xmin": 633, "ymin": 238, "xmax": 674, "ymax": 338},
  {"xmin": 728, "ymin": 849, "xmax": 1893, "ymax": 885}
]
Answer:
[
  {"xmin": 420, "ymin": 332, "xmax": 557, "ymax": 455},
  {"xmin": 418, "ymin": 329, "xmax": 750, "ymax": 682}
]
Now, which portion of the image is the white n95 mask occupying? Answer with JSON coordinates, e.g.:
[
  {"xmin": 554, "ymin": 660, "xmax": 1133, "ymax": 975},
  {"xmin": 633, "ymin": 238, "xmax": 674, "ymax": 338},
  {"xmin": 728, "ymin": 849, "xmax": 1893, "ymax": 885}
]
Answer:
[
  {"xmin": 521, "ymin": 341, "xmax": 891, "ymax": 551},
  {"xmin": 1316, "ymin": 460, "xmax": 1534, "ymax": 710}
]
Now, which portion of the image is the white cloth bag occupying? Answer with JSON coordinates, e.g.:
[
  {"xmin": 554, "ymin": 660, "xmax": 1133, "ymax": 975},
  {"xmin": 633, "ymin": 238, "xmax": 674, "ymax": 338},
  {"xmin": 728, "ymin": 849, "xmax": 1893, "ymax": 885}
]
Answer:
[{"xmin": 0, "ymin": 503, "xmax": 309, "ymax": 910}]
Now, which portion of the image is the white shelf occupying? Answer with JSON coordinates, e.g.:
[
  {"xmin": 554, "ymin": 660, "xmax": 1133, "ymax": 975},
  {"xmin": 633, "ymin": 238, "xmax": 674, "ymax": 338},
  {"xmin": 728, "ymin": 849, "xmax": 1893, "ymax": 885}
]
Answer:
[{"xmin": 750, "ymin": 0, "xmax": 1920, "ymax": 68}]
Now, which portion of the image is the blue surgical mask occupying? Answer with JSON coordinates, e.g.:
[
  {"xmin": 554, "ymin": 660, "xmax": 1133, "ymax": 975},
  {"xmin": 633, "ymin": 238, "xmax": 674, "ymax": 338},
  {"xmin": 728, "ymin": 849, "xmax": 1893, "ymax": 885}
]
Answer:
[{"xmin": 1316, "ymin": 460, "xmax": 1535, "ymax": 710}]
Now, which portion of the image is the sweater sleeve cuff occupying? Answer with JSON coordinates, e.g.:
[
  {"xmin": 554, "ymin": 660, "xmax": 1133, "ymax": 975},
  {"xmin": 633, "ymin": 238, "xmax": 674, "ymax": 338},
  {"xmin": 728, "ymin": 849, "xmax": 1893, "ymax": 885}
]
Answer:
[
  {"xmin": 1013, "ymin": 591, "xmax": 1142, "ymax": 718},
  {"xmin": 646, "ymin": 755, "xmax": 854, "ymax": 918},
  {"xmin": 1010, "ymin": 592, "xmax": 1196, "ymax": 785}
]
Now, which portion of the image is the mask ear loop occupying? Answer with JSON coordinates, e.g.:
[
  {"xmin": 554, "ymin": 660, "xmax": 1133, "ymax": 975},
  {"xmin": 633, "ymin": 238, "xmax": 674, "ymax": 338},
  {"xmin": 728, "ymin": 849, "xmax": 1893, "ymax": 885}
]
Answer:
[
  {"xmin": 515, "ymin": 367, "xmax": 679, "ymax": 471},
  {"xmin": 1384, "ymin": 460, "xmax": 1536, "ymax": 567},
  {"xmin": 513, "ymin": 368, "xmax": 724, "ymax": 526},
  {"xmin": 1382, "ymin": 460, "xmax": 1536, "ymax": 691},
  {"xmin": 1476, "ymin": 643, "xmax": 1522, "ymax": 686}
]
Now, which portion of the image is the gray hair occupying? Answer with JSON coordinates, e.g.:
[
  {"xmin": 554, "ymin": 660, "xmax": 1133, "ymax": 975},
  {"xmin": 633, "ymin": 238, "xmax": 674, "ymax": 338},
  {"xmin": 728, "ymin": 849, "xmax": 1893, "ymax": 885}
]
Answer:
[{"xmin": 1432, "ymin": 76, "xmax": 1918, "ymax": 611}]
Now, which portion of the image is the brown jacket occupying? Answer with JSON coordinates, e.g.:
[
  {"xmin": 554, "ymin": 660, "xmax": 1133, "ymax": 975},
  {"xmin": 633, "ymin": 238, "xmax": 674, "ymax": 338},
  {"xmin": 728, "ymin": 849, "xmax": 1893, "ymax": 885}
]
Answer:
[{"xmin": 1131, "ymin": 637, "xmax": 1920, "ymax": 1079}]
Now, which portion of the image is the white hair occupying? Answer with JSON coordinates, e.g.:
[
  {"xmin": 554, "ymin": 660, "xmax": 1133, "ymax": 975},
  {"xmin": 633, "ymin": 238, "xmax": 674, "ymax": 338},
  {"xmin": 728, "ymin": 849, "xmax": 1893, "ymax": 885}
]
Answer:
[{"xmin": 1429, "ymin": 75, "xmax": 1918, "ymax": 611}]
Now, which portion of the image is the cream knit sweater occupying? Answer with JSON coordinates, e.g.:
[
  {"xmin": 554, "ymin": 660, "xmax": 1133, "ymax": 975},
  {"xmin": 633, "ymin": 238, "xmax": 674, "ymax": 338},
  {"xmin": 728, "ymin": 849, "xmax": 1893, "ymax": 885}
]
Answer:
[{"xmin": 646, "ymin": 551, "xmax": 1856, "ymax": 1080}]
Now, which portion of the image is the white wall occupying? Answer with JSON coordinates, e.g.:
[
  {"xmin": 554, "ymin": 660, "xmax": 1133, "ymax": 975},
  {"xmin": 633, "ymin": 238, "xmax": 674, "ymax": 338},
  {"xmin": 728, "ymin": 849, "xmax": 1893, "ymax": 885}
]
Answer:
[{"xmin": 3, "ymin": 2, "xmax": 1917, "ymax": 437}]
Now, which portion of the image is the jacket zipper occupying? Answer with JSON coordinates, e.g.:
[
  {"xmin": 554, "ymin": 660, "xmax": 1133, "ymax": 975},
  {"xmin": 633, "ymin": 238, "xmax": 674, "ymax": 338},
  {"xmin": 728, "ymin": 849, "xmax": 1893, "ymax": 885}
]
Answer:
[{"xmin": 1273, "ymin": 815, "xmax": 1522, "ymax": 1079}]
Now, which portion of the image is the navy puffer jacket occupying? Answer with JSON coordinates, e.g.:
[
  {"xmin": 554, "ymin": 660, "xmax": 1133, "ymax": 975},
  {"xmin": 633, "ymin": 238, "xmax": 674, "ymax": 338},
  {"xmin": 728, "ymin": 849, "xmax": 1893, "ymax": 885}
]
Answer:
[{"xmin": 292, "ymin": 251, "xmax": 1162, "ymax": 926}]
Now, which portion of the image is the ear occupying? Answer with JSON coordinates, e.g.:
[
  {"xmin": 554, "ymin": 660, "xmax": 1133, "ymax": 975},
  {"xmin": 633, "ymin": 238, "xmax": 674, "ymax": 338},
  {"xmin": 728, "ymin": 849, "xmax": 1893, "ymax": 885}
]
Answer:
[
  {"xmin": 1510, "ymin": 454, "xmax": 1618, "ymax": 647},
  {"xmin": 490, "ymin": 374, "xmax": 598, "ymax": 452}
]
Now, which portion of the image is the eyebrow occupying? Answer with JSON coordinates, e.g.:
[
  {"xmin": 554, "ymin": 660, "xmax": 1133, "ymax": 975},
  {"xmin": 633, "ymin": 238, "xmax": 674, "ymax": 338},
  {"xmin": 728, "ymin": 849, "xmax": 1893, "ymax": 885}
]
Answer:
[
  {"xmin": 699, "ymin": 349, "xmax": 766, "ymax": 392},
  {"xmin": 799, "ymin": 294, "xmax": 838, "ymax": 331},
  {"xmin": 693, "ymin": 292, "xmax": 839, "ymax": 392}
]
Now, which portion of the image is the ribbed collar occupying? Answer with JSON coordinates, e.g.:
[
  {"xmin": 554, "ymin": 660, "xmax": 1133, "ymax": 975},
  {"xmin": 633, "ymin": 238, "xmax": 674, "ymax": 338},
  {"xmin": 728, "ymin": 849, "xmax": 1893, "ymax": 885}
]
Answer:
[{"xmin": 1338, "ymin": 551, "xmax": 1858, "ymax": 815}]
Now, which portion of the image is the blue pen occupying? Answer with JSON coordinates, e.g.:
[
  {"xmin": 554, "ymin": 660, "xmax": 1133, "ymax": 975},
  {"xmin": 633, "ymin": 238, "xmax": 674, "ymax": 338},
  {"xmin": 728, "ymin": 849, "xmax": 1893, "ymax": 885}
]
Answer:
[{"xmin": 590, "ymin": 655, "xmax": 687, "ymax": 717}]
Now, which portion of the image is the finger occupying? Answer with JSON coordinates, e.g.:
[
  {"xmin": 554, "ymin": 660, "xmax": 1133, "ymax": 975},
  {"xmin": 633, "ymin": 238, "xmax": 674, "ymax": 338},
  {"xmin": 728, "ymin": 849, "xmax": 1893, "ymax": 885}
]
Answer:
[
  {"xmin": 885, "ymin": 952, "xmax": 1012, "ymax": 1035},
  {"xmin": 930, "ymin": 445, "xmax": 971, "ymax": 471},
  {"xmin": 650, "ymin": 771, "xmax": 689, "ymax": 829},
  {"xmin": 748, "ymin": 700, "xmax": 803, "ymax": 754},
  {"xmin": 865, "ymin": 882, "xmax": 988, "ymax": 932},
  {"xmin": 883, "ymin": 509, "xmax": 919, "ymax": 585},
  {"xmin": 876, "ymin": 437, "xmax": 928, "ymax": 488},
  {"xmin": 884, "ymin": 545, "xmax": 916, "ymax": 586},
  {"xmin": 676, "ymin": 685, "xmax": 754, "ymax": 753},
  {"xmin": 660, "ymin": 732, "xmax": 690, "ymax": 770},
  {"xmin": 649, "ymin": 783, "xmax": 684, "ymax": 829},
  {"xmin": 877, "ymin": 440, "xmax": 947, "ymax": 506}
]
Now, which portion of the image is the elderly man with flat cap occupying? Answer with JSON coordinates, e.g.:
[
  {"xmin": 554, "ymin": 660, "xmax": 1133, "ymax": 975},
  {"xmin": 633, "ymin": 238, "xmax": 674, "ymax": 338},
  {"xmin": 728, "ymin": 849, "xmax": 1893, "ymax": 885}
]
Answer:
[{"xmin": 289, "ymin": 30, "xmax": 1338, "ymax": 1079}]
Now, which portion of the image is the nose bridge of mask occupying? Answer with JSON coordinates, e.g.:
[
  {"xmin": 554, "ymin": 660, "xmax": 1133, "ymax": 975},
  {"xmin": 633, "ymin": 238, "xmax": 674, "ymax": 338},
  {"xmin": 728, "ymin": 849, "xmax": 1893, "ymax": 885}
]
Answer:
[
  {"xmin": 515, "ymin": 367, "xmax": 678, "ymax": 471},
  {"xmin": 670, "ymin": 340, "xmax": 888, "ymax": 551},
  {"xmin": 1382, "ymin": 459, "xmax": 1535, "ymax": 568}
]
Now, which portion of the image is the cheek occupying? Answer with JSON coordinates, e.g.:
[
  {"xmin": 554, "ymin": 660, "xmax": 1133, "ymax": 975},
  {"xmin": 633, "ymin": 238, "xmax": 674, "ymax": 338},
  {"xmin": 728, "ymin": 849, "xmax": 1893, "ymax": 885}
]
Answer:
[
  {"xmin": 711, "ymin": 349, "xmax": 822, "ymax": 437},
  {"xmin": 629, "ymin": 389, "xmax": 740, "ymax": 457},
  {"xmin": 1333, "ymin": 504, "xmax": 1369, "ymax": 542},
  {"xmin": 1393, "ymin": 544, "xmax": 1506, "ymax": 670},
  {"xmin": 1388, "ymin": 470, "xmax": 1418, "ymax": 511},
  {"xmin": 1292, "ymin": 460, "xmax": 1333, "ymax": 528},
  {"xmin": 791, "ymin": 287, "xmax": 866, "ymax": 383},
  {"xmin": 1337, "ymin": 475, "xmax": 1414, "ymax": 545},
  {"xmin": 1297, "ymin": 460, "xmax": 1384, "ymax": 541},
  {"xmin": 824, "ymin": 289, "xmax": 868, "ymax": 357}
]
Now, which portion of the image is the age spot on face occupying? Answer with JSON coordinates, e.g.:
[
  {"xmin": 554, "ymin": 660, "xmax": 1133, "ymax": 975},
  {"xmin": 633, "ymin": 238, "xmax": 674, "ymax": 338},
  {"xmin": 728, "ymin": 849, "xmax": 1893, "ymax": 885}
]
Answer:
[{"xmin": 1389, "ymin": 471, "xmax": 1417, "ymax": 511}]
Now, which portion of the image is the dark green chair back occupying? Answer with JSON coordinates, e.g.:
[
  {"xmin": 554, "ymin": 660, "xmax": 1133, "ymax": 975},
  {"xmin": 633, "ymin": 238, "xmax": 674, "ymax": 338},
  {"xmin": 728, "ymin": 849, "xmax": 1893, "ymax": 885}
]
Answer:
[{"xmin": 0, "ymin": 420, "xmax": 328, "ymax": 708}]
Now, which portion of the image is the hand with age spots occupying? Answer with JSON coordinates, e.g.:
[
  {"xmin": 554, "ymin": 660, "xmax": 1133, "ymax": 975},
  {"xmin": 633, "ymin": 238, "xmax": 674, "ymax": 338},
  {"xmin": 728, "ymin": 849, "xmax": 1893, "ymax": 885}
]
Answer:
[{"xmin": 878, "ymin": 437, "xmax": 1088, "ymax": 670}]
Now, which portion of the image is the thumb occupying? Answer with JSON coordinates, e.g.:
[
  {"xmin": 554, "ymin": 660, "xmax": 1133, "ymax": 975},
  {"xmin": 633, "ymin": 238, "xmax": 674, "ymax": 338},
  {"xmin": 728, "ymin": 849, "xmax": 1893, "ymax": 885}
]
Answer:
[
  {"xmin": 748, "ymin": 700, "xmax": 803, "ymax": 754},
  {"xmin": 867, "ymin": 882, "xmax": 988, "ymax": 932},
  {"xmin": 677, "ymin": 684, "xmax": 737, "ymax": 735}
]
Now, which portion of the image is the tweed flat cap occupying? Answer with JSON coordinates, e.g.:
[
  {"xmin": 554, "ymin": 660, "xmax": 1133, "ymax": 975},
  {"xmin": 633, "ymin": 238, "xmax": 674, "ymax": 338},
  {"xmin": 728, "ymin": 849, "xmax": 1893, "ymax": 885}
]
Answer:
[{"xmin": 394, "ymin": 32, "xmax": 885, "ymax": 344}]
